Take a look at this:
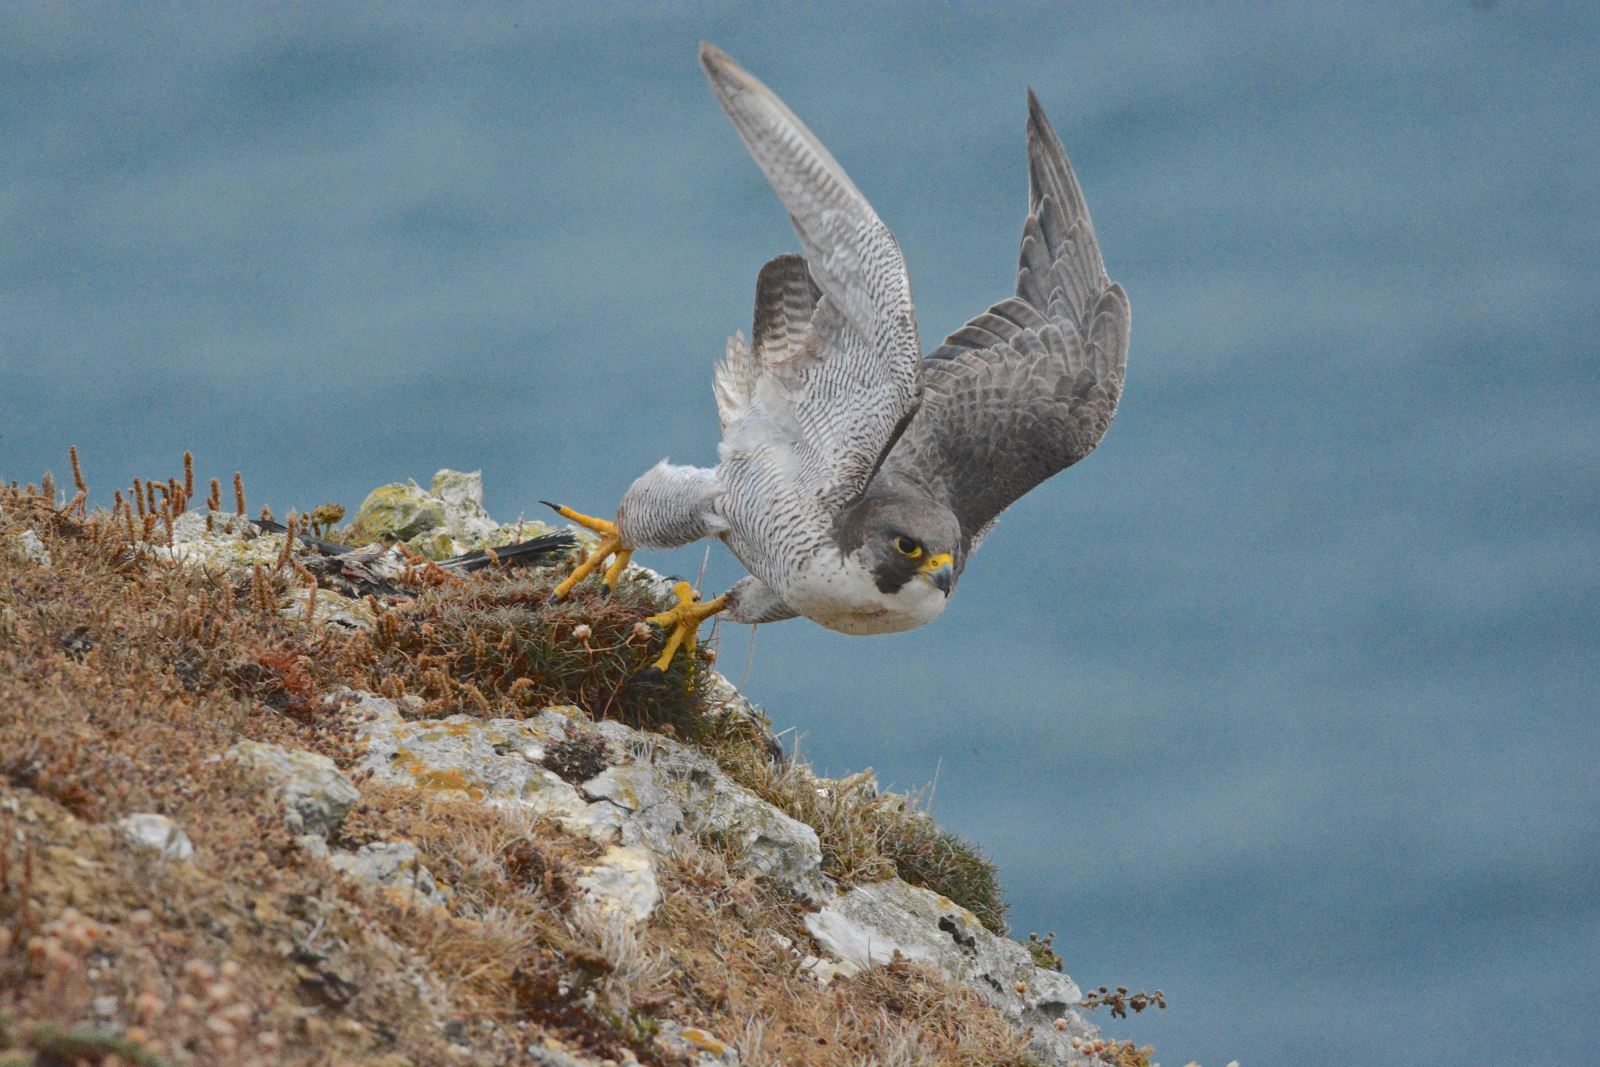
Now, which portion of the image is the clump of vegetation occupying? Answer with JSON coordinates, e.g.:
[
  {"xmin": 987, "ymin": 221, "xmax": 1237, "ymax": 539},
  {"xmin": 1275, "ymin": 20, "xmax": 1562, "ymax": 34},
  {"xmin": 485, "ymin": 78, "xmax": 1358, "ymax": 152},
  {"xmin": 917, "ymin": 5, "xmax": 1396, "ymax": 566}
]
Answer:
[
  {"xmin": 1027, "ymin": 930, "xmax": 1063, "ymax": 971},
  {"xmin": 878, "ymin": 808, "xmax": 1007, "ymax": 933},
  {"xmin": 0, "ymin": 449, "xmax": 1096, "ymax": 1065},
  {"xmin": 338, "ymin": 567, "xmax": 711, "ymax": 733},
  {"xmin": 307, "ymin": 502, "xmax": 345, "ymax": 537},
  {"xmin": 698, "ymin": 740, "xmax": 1009, "ymax": 933},
  {"xmin": 542, "ymin": 732, "xmax": 613, "ymax": 786},
  {"xmin": 1069, "ymin": 1036, "xmax": 1157, "ymax": 1067},
  {"xmin": 1079, "ymin": 985, "xmax": 1166, "ymax": 1020}
]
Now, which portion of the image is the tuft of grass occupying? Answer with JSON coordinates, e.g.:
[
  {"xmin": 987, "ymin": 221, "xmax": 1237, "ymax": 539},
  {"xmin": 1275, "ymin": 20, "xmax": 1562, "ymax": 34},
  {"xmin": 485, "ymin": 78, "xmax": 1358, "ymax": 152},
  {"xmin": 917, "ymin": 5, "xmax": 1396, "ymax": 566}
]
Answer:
[
  {"xmin": 697, "ymin": 740, "xmax": 1008, "ymax": 933},
  {"xmin": 338, "ymin": 568, "xmax": 714, "ymax": 734},
  {"xmin": 878, "ymin": 809, "xmax": 1007, "ymax": 934}
]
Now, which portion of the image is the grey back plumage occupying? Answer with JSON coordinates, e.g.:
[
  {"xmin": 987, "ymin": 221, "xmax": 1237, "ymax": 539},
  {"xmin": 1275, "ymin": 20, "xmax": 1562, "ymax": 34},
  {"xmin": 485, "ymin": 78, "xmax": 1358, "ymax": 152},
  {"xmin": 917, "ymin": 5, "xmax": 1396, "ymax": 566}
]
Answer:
[
  {"xmin": 701, "ymin": 43, "xmax": 923, "ymax": 514},
  {"xmin": 884, "ymin": 91, "xmax": 1131, "ymax": 558}
]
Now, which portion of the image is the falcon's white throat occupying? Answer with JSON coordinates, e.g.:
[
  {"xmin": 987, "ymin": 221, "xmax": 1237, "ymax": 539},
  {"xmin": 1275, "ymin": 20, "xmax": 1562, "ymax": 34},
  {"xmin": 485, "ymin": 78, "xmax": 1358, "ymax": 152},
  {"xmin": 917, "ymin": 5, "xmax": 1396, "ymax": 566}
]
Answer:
[{"xmin": 785, "ymin": 550, "xmax": 952, "ymax": 636}]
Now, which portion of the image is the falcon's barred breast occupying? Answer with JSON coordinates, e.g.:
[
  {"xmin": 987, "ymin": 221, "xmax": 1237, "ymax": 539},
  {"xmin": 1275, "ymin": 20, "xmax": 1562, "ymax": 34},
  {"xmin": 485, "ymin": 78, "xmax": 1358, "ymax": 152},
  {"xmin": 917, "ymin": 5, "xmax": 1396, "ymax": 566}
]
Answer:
[{"xmin": 547, "ymin": 43, "xmax": 1129, "ymax": 664}]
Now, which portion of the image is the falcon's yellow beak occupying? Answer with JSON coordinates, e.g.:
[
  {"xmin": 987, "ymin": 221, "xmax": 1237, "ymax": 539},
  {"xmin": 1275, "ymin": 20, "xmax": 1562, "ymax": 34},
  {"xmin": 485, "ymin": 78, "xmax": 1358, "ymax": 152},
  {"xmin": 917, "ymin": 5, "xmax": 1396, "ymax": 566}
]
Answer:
[{"xmin": 918, "ymin": 552, "xmax": 954, "ymax": 596}]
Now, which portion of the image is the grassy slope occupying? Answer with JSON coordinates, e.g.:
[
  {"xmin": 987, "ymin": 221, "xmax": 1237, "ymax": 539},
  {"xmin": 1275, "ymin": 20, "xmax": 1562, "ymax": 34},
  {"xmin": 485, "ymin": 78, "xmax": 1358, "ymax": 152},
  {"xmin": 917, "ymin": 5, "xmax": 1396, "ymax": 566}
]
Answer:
[{"xmin": 0, "ymin": 459, "xmax": 1105, "ymax": 1067}]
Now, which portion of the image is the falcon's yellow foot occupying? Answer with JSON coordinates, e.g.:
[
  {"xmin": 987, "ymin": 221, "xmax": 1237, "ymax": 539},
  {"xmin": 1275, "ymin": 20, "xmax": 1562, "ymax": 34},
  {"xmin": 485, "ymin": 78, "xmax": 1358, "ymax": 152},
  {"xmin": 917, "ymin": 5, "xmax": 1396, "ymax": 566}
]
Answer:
[
  {"xmin": 543, "ymin": 502, "xmax": 634, "ymax": 599},
  {"xmin": 644, "ymin": 580, "xmax": 728, "ymax": 672}
]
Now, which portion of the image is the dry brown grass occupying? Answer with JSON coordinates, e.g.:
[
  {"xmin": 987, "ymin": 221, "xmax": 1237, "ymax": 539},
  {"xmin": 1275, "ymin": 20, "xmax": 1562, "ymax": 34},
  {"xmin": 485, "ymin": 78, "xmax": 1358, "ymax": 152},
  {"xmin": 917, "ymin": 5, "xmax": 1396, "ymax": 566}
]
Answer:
[
  {"xmin": 647, "ymin": 842, "xmax": 1042, "ymax": 1066},
  {"xmin": 1, "ymin": 453, "xmax": 1062, "ymax": 1066}
]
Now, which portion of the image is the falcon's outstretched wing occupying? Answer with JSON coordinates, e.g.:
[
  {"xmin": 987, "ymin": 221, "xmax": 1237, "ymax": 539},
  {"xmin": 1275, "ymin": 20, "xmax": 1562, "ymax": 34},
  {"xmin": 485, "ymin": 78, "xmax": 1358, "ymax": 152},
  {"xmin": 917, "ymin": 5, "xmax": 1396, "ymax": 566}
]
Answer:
[
  {"xmin": 700, "ymin": 43, "xmax": 922, "ymax": 510},
  {"xmin": 885, "ymin": 91, "xmax": 1130, "ymax": 557}
]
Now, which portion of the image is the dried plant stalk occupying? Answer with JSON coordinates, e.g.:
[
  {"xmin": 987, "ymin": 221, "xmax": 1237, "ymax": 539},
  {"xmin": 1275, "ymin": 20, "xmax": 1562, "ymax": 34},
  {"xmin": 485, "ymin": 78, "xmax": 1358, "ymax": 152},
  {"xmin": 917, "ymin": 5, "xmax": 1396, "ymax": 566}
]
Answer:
[{"xmin": 69, "ymin": 445, "xmax": 86, "ymax": 493}]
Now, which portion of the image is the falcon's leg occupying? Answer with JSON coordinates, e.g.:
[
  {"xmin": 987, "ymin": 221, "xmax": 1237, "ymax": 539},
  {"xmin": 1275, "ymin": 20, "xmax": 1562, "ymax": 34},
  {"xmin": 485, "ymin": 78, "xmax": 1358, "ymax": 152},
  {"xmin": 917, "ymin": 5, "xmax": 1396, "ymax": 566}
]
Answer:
[
  {"xmin": 645, "ymin": 581, "xmax": 728, "ymax": 672},
  {"xmin": 543, "ymin": 503, "xmax": 632, "ymax": 599},
  {"xmin": 722, "ymin": 576, "xmax": 800, "ymax": 624},
  {"xmin": 546, "ymin": 462, "xmax": 724, "ymax": 600}
]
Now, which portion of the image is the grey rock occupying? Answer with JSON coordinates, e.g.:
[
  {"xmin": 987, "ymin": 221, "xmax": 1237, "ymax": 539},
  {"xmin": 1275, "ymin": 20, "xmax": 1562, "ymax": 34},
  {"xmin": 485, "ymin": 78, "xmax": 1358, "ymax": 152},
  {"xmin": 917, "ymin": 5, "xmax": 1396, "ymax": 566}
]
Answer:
[
  {"xmin": 428, "ymin": 469, "xmax": 499, "ymax": 543},
  {"xmin": 282, "ymin": 586, "xmax": 375, "ymax": 632},
  {"xmin": 575, "ymin": 844, "xmax": 661, "ymax": 923},
  {"xmin": 294, "ymin": 833, "xmax": 331, "ymax": 861},
  {"xmin": 653, "ymin": 1020, "xmax": 740, "ymax": 1066},
  {"xmin": 700, "ymin": 671, "xmax": 781, "ymax": 756},
  {"xmin": 328, "ymin": 841, "xmax": 447, "ymax": 907},
  {"xmin": 580, "ymin": 763, "xmax": 684, "ymax": 853},
  {"xmin": 526, "ymin": 1047, "xmax": 622, "ymax": 1067},
  {"xmin": 805, "ymin": 878, "xmax": 1095, "ymax": 1064},
  {"xmin": 328, "ymin": 688, "xmax": 403, "ymax": 723},
  {"xmin": 352, "ymin": 710, "xmax": 589, "ymax": 822},
  {"xmin": 649, "ymin": 738, "xmax": 825, "ymax": 899},
  {"xmin": 12, "ymin": 530, "xmax": 50, "ymax": 567},
  {"xmin": 345, "ymin": 469, "xmax": 519, "ymax": 557},
  {"xmin": 169, "ymin": 510, "xmax": 253, "ymax": 543},
  {"xmin": 351, "ymin": 481, "xmax": 447, "ymax": 541},
  {"xmin": 224, "ymin": 740, "xmax": 360, "ymax": 837},
  {"xmin": 116, "ymin": 813, "xmax": 194, "ymax": 861}
]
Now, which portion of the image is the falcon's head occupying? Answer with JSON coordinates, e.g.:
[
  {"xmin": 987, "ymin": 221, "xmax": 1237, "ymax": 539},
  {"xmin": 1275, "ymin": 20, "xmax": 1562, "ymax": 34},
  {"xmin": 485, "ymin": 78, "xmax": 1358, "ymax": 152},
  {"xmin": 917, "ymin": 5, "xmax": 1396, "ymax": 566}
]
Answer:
[{"xmin": 838, "ymin": 493, "xmax": 961, "ymax": 600}]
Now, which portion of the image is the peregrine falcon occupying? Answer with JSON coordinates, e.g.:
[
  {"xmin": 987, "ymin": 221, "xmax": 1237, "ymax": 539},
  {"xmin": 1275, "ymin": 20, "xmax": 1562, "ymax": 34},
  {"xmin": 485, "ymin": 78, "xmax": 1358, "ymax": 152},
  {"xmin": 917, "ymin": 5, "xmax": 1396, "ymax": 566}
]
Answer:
[{"xmin": 548, "ymin": 43, "xmax": 1130, "ymax": 671}]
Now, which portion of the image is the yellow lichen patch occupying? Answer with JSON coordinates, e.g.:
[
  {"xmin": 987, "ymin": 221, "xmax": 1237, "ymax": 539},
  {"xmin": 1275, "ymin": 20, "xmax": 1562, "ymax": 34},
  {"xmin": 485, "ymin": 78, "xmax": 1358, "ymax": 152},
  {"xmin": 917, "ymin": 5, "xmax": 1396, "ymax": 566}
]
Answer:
[
  {"xmin": 679, "ymin": 1026, "xmax": 731, "ymax": 1054},
  {"xmin": 418, "ymin": 722, "xmax": 482, "ymax": 740},
  {"xmin": 406, "ymin": 766, "xmax": 486, "ymax": 800}
]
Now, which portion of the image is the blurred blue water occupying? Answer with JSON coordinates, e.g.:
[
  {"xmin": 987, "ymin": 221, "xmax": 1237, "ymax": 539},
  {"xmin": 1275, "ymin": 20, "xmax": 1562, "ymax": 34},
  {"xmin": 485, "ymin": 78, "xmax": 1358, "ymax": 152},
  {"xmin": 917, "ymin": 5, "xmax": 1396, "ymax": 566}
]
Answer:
[{"xmin": 3, "ymin": 5, "xmax": 1596, "ymax": 1065}]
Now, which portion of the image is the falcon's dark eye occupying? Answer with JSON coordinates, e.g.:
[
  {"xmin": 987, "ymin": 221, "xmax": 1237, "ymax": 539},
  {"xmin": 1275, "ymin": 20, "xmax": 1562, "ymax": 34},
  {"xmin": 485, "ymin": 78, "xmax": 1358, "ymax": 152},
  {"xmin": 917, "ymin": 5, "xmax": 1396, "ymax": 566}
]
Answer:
[{"xmin": 893, "ymin": 536, "xmax": 923, "ymax": 559}]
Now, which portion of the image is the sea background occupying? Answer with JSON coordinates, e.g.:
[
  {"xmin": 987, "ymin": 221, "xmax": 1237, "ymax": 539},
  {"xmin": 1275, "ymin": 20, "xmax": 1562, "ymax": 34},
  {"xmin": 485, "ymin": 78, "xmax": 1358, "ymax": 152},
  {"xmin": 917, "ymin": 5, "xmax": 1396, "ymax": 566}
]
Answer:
[{"xmin": 3, "ymin": 5, "xmax": 1596, "ymax": 1065}]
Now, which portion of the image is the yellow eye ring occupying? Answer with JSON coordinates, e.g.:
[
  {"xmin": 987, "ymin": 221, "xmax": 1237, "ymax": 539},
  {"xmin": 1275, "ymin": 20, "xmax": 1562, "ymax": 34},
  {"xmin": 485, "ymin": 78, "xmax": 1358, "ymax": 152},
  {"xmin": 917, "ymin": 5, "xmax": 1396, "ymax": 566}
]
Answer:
[{"xmin": 894, "ymin": 536, "xmax": 923, "ymax": 559}]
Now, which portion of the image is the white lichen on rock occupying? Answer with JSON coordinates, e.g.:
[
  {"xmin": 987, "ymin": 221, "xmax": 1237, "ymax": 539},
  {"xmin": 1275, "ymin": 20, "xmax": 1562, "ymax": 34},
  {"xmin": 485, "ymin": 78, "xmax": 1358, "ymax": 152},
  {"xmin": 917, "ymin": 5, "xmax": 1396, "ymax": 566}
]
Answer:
[
  {"xmin": 575, "ymin": 844, "xmax": 661, "ymax": 923},
  {"xmin": 115, "ymin": 813, "xmax": 194, "ymax": 861},
  {"xmin": 328, "ymin": 841, "xmax": 448, "ymax": 909},
  {"xmin": 345, "ymin": 694, "xmax": 826, "ymax": 919},
  {"xmin": 8, "ymin": 529, "xmax": 51, "ymax": 567}
]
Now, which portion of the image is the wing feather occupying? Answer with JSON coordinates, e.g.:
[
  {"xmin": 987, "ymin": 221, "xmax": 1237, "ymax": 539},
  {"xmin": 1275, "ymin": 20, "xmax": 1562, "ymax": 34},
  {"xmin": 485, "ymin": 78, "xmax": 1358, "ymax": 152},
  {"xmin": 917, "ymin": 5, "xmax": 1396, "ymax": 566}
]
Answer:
[
  {"xmin": 712, "ymin": 330, "xmax": 758, "ymax": 431},
  {"xmin": 701, "ymin": 44, "xmax": 922, "ymax": 508},
  {"xmin": 885, "ymin": 91, "xmax": 1130, "ymax": 556}
]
